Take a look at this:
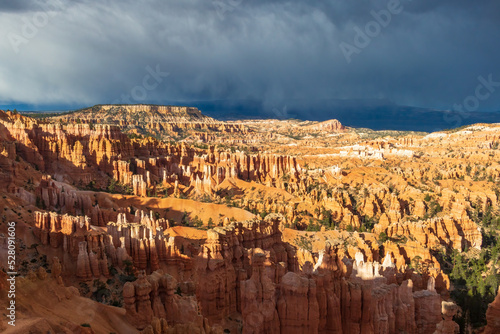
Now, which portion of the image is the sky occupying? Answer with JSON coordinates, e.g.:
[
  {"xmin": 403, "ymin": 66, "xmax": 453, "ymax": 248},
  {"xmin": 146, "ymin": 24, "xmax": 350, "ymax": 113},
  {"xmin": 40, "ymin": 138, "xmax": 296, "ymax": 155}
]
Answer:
[{"xmin": 1, "ymin": 0, "xmax": 500, "ymax": 115}]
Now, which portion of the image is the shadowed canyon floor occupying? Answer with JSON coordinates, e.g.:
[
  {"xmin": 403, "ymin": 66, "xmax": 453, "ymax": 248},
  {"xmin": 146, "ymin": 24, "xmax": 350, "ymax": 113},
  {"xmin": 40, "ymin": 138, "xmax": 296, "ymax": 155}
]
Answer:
[{"xmin": 1, "ymin": 105, "xmax": 500, "ymax": 333}]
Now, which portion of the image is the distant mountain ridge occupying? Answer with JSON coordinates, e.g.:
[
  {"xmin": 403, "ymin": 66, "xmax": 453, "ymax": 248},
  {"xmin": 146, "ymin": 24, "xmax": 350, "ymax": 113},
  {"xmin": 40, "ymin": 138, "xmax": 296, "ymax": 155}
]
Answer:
[
  {"xmin": 51, "ymin": 104, "xmax": 246, "ymax": 141},
  {"xmin": 64, "ymin": 104, "xmax": 217, "ymax": 124},
  {"xmin": 178, "ymin": 99, "xmax": 500, "ymax": 132},
  {"xmin": 25, "ymin": 101, "xmax": 500, "ymax": 132}
]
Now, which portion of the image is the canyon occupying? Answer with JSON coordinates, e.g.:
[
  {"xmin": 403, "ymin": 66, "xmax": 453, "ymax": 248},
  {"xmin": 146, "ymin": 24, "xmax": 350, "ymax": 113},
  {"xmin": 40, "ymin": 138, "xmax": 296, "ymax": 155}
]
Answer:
[{"xmin": 0, "ymin": 105, "xmax": 499, "ymax": 333}]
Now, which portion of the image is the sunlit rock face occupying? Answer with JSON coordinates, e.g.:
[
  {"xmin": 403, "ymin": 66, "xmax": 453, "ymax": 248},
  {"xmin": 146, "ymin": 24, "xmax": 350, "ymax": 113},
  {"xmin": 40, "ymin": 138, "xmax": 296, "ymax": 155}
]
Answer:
[{"xmin": 483, "ymin": 288, "xmax": 500, "ymax": 334}]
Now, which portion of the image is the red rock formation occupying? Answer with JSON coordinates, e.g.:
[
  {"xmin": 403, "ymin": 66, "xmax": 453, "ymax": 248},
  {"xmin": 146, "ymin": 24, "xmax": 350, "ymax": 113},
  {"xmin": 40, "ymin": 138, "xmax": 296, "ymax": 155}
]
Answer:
[
  {"xmin": 51, "ymin": 256, "xmax": 64, "ymax": 285},
  {"xmin": 34, "ymin": 211, "xmax": 113, "ymax": 279},
  {"xmin": 133, "ymin": 174, "xmax": 148, "ymax": 196},
  {"xmin": 76, "ymin": 241, "xmax": 93, "ymax": 280},
  {"xmin": 124, "ymin": 270, "xmax": 204, "ymax": 330},
  {"xmin": 483, "ymin": 287, "xmax": 500, "ymax": 334},
  {"xmin": 29, "ymin": 207, "xmax": 454, "ymax": 332},
  {"xmin": 434, "ymin": 301, "xmax": 459, "ymax": 334},
  {"xmin": 7, "ymin": 108, "xmax": 499, "ymax": 332},
  {"xmin": 277, "ymin": 270, "xmax": 320, "ymax": 333},
  {"xmin": 413, "ymin": 278, "xmax": 442, "ymax": 334},
  {"xmin": 310, "ymin": 119, "xmax": 346, "ymax": 132},
  {"xmin": 241, "ymin": 252, "xmax": 280, "ymax": 334},
  {"xmin": 195, "ymin": 214, "xmax": 292, "ymax": 322},
  {"xmin": 191, "ymin": 219, "xmax": 449, "ymax": 334},
  {"xmin": 54, "ymin": 104, "xmax": 249, "ymax": 143},
  {"xmin": 106, "ymin": 212, "xmax": 180, "ymax": 273},
  {"xmin": 375, "ymin": 215, "xmax": 482, "ymax": 252},
  {"xmin": 0, "ymin": 110, "xmax": 307, "ymax": 203}
]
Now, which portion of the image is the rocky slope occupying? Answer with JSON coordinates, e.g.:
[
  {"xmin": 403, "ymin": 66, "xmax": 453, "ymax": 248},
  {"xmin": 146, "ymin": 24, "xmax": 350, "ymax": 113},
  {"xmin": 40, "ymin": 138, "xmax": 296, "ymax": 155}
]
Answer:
[
  {"xmin": 52, "ymin": 104, "xmax": 248, "ymax": 141},
  {"xmin": 482, "ymin": 288, "xmax": 500, "ymax": 334},
  {"xmin": 59, "ymin": 104, "xmax": 216, "ymax": 123}
]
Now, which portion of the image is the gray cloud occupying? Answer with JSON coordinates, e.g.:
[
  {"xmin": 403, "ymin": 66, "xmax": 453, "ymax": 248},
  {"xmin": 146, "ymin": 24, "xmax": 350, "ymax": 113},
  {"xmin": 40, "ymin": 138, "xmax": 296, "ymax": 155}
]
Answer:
[
  {"xmin": 0, "ymin": 0, "xmax": 499, "ymax": 113},
  {"xmin": 0, "ymin": 0, "xmax": 40, "ymax": 13}
]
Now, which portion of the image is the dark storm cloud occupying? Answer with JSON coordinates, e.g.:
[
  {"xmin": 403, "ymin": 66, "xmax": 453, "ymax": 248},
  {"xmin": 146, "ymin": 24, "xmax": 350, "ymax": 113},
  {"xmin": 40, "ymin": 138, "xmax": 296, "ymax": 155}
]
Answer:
[
  {"xmin": 0, "ymin": 0, "xmax": 38, "ymax": 12},
  {"xmin": 0, "ymin": 0, "xmax": 499, "ymax": 114}
]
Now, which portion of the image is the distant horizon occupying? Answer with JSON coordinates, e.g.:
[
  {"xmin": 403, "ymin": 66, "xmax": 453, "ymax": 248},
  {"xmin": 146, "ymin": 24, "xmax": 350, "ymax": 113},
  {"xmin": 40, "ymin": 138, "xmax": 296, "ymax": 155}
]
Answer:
[
  {"xmin": 3, "ymin": 100, "xmax": 500, "ymax": 114},
  {"xmin": 5, "ymin": 101, "xmax": 500, "ymax": 133}
]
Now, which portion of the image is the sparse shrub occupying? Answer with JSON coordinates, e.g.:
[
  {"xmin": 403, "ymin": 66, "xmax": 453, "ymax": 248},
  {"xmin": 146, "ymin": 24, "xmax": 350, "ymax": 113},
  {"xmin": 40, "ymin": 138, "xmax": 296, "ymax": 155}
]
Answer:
[
  {"xmin": 122, "ymin": 260, "xmax": 135, "ymax": 277},
  {"xmin": 181, "ymin": 211, "xmax": 189, "ymax": 225},
  {"xmin": 378, "ymin": 232, "xmax": 389, "ymax": 243},
  {"xmin": 295, "ymin": 236, "xmax": 313, "ymax": 252}
]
